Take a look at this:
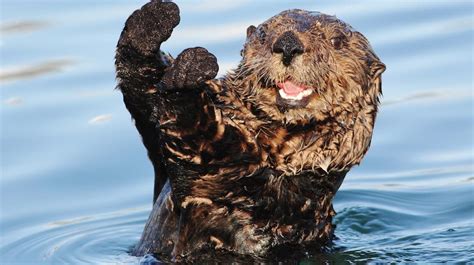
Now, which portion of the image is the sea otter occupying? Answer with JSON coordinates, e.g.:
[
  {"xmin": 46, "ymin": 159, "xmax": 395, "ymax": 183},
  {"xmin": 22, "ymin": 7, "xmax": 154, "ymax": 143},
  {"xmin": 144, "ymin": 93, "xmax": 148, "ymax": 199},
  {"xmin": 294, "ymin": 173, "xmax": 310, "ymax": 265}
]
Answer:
[{"xmin": 115, "ymin": 0, "xmax": 385, "ymax": 262}]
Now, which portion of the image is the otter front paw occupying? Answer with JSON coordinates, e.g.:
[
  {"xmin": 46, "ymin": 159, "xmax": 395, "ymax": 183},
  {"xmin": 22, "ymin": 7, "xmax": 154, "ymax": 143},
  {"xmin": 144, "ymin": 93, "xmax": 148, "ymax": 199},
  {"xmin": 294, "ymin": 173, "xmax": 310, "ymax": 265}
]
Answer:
[
  {"xmin": 161, "ymin": 47, "xmax": 219, "ymax": 89},
  {"xmin": 120, "ymin": 0, "xmax": 180, "ymax": 56}
]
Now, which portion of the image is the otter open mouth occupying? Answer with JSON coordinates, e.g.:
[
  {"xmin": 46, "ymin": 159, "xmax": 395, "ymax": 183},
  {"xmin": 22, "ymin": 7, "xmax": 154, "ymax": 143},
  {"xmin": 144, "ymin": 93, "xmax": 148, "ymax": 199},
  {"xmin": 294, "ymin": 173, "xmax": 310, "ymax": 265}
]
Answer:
[{"xmin": 276, "ymin": 80, "xmax": 314, "ymax": 109}]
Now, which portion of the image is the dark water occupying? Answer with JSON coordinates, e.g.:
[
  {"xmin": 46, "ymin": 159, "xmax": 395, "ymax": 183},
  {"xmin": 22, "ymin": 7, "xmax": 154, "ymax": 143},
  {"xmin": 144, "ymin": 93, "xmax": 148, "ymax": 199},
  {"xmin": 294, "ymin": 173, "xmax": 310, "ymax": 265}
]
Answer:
[{"xmin": 1, "ymin": 0, "xmax": 473, "ymax": 263}]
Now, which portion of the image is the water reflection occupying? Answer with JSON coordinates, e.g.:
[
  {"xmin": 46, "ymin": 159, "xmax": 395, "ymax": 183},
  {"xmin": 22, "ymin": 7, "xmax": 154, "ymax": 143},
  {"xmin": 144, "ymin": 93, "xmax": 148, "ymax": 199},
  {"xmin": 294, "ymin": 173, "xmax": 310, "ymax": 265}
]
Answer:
[
  {"xmin": 88, "ymin": 114, "xmax": 113, "ymax": 125},
  {"xmin": 0, "ymin": 20, "xmax": 50, "ymax": 35},
  {"xmin": 0, "ymin": 59, "xmax": 74, "ymax": 83},
  {"xmin": 3, "ymin": 97, "xmax": 23, "ymax": 106}
]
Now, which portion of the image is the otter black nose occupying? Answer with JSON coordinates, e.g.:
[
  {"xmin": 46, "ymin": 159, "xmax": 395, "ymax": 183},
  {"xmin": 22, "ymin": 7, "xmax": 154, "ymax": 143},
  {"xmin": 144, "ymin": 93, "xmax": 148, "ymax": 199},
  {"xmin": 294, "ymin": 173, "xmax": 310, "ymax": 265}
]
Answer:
[{"xmin": 272, "ymin": 31, "xmax": 304, "ymax": 66}]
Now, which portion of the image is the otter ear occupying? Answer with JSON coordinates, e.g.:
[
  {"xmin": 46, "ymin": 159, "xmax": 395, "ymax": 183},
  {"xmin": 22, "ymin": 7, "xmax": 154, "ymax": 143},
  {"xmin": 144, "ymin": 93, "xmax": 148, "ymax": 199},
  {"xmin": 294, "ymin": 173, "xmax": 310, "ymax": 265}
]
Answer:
[
  {"xmin": 370, "ymin": 61, "xmax": 386, "ymax": 80},
  {"xmin": 368, "ymin": 60, "xmax": 385, "ymax": 97},
  {"xmin": 246, "ymin": 25, "xmax": 256, "ymax": 38}
]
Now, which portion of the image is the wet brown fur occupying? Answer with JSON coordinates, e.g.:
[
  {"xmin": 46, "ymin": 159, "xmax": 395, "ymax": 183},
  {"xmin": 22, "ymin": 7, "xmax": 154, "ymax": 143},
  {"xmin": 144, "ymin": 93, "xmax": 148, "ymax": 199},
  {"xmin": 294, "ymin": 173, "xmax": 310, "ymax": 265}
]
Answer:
[{"xmin": 115, "ymin": 1, "xmax": 385, "ymax": 262}]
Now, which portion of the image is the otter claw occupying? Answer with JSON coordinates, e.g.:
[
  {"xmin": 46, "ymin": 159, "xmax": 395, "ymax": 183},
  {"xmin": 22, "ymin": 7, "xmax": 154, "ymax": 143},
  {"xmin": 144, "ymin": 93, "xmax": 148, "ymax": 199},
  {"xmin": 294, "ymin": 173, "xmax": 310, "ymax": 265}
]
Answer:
[
  {"xmin": 161, "ymin": 47, "xmax": 219, "ymax": 89},
  {"xmin": 120, "ymin": 0, "xmax": 180, "ymax": 56}
]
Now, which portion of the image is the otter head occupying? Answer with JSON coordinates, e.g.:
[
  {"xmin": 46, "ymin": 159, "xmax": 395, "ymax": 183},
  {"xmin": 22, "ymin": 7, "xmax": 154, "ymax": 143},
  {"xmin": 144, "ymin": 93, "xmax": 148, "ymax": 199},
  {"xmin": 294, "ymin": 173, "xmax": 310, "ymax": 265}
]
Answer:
[{"xmin": 230, "ymin": 9, "xmax": 386, "ymax": 124}]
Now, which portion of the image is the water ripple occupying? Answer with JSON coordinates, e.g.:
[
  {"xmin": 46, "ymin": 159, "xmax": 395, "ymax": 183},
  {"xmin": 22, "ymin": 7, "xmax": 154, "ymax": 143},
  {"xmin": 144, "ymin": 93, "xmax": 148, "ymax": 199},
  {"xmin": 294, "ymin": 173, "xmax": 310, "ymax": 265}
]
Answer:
[
  {"xmin": 333, "ymin": 206, "xmax": 474, "ymax": 263},
  {"xmin": 0, "ymin": 208, "xmax": 147, "ymax": 264},
  {"xmin": 370, "ymin": 15, "xmax": 472, "ymax": 46}
]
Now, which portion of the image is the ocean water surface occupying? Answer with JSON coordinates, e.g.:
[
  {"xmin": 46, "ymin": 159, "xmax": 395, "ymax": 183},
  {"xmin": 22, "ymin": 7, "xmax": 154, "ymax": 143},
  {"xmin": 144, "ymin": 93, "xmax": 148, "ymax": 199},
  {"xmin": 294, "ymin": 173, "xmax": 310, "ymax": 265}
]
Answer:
[{"xmin": 1, "ymin": 0, "xmax": 473, "ymax": 263}]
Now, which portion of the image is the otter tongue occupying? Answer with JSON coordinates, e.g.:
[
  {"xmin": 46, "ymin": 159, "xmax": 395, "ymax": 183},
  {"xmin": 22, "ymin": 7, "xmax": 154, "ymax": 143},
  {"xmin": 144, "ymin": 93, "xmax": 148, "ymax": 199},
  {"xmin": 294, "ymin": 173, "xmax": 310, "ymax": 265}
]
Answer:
[{"xmin": 277, "ymin": 81, "xmax": 306, "ymax": 96}]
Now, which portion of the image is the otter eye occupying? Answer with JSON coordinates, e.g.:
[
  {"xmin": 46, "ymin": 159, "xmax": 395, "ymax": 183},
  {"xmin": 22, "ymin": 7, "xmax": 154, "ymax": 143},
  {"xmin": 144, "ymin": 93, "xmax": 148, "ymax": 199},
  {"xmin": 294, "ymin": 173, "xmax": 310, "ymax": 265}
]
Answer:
[{"xmin": 330, "ymin": 36, "xmax": 345, "ymax": 49}]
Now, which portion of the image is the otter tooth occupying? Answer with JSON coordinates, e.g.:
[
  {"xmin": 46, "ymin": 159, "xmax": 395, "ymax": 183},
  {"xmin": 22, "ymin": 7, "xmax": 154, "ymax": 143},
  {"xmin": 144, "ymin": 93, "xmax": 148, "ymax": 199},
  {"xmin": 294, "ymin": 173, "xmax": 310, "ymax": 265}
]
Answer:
[{"xmin": 278, "ymin": 88, "xmax": 313, "ymax": 100}]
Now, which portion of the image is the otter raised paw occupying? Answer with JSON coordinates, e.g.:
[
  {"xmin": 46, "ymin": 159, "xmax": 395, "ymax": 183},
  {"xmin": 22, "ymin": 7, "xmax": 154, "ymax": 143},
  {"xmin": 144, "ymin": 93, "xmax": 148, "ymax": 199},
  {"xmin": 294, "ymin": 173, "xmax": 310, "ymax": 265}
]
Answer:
[
  {"xmin": 115, "ymin": 1, "xmax": 385, "ymax": 262},
  {"xmin": 160, "ymin": 47, "xmax": 218, "ymax": 89},
  {"xmin": 117, "ymin": 0, "xmax": 179, "ymax": 56},
  {"xmin": 115, "ymin": 0, "xmax": 219, "ymax": 204}
]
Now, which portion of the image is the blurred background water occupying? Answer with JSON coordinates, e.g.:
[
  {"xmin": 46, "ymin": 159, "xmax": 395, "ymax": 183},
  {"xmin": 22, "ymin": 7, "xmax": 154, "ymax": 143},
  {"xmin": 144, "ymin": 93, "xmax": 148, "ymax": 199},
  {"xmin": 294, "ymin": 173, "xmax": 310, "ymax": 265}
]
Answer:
[{"xmin": 0, "ymin": 0, "xmax": 473, "ymax": 263}]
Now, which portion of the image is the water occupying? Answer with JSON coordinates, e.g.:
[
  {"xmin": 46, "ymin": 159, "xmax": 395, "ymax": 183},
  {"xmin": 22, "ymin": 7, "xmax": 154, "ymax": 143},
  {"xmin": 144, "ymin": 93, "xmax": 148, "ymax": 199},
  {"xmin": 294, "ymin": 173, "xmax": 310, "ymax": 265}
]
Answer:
[{"xmin": 1, "ymin": 0, "xmax": 473, "ymax": 263}]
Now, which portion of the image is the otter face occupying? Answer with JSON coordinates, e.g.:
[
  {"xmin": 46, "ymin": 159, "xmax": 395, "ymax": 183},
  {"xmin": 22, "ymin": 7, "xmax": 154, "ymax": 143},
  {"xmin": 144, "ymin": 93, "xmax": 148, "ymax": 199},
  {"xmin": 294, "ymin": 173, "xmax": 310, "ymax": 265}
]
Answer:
[{"xmin": 233, "ymin": 9, "xmax": 385, "ymax": 124}]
